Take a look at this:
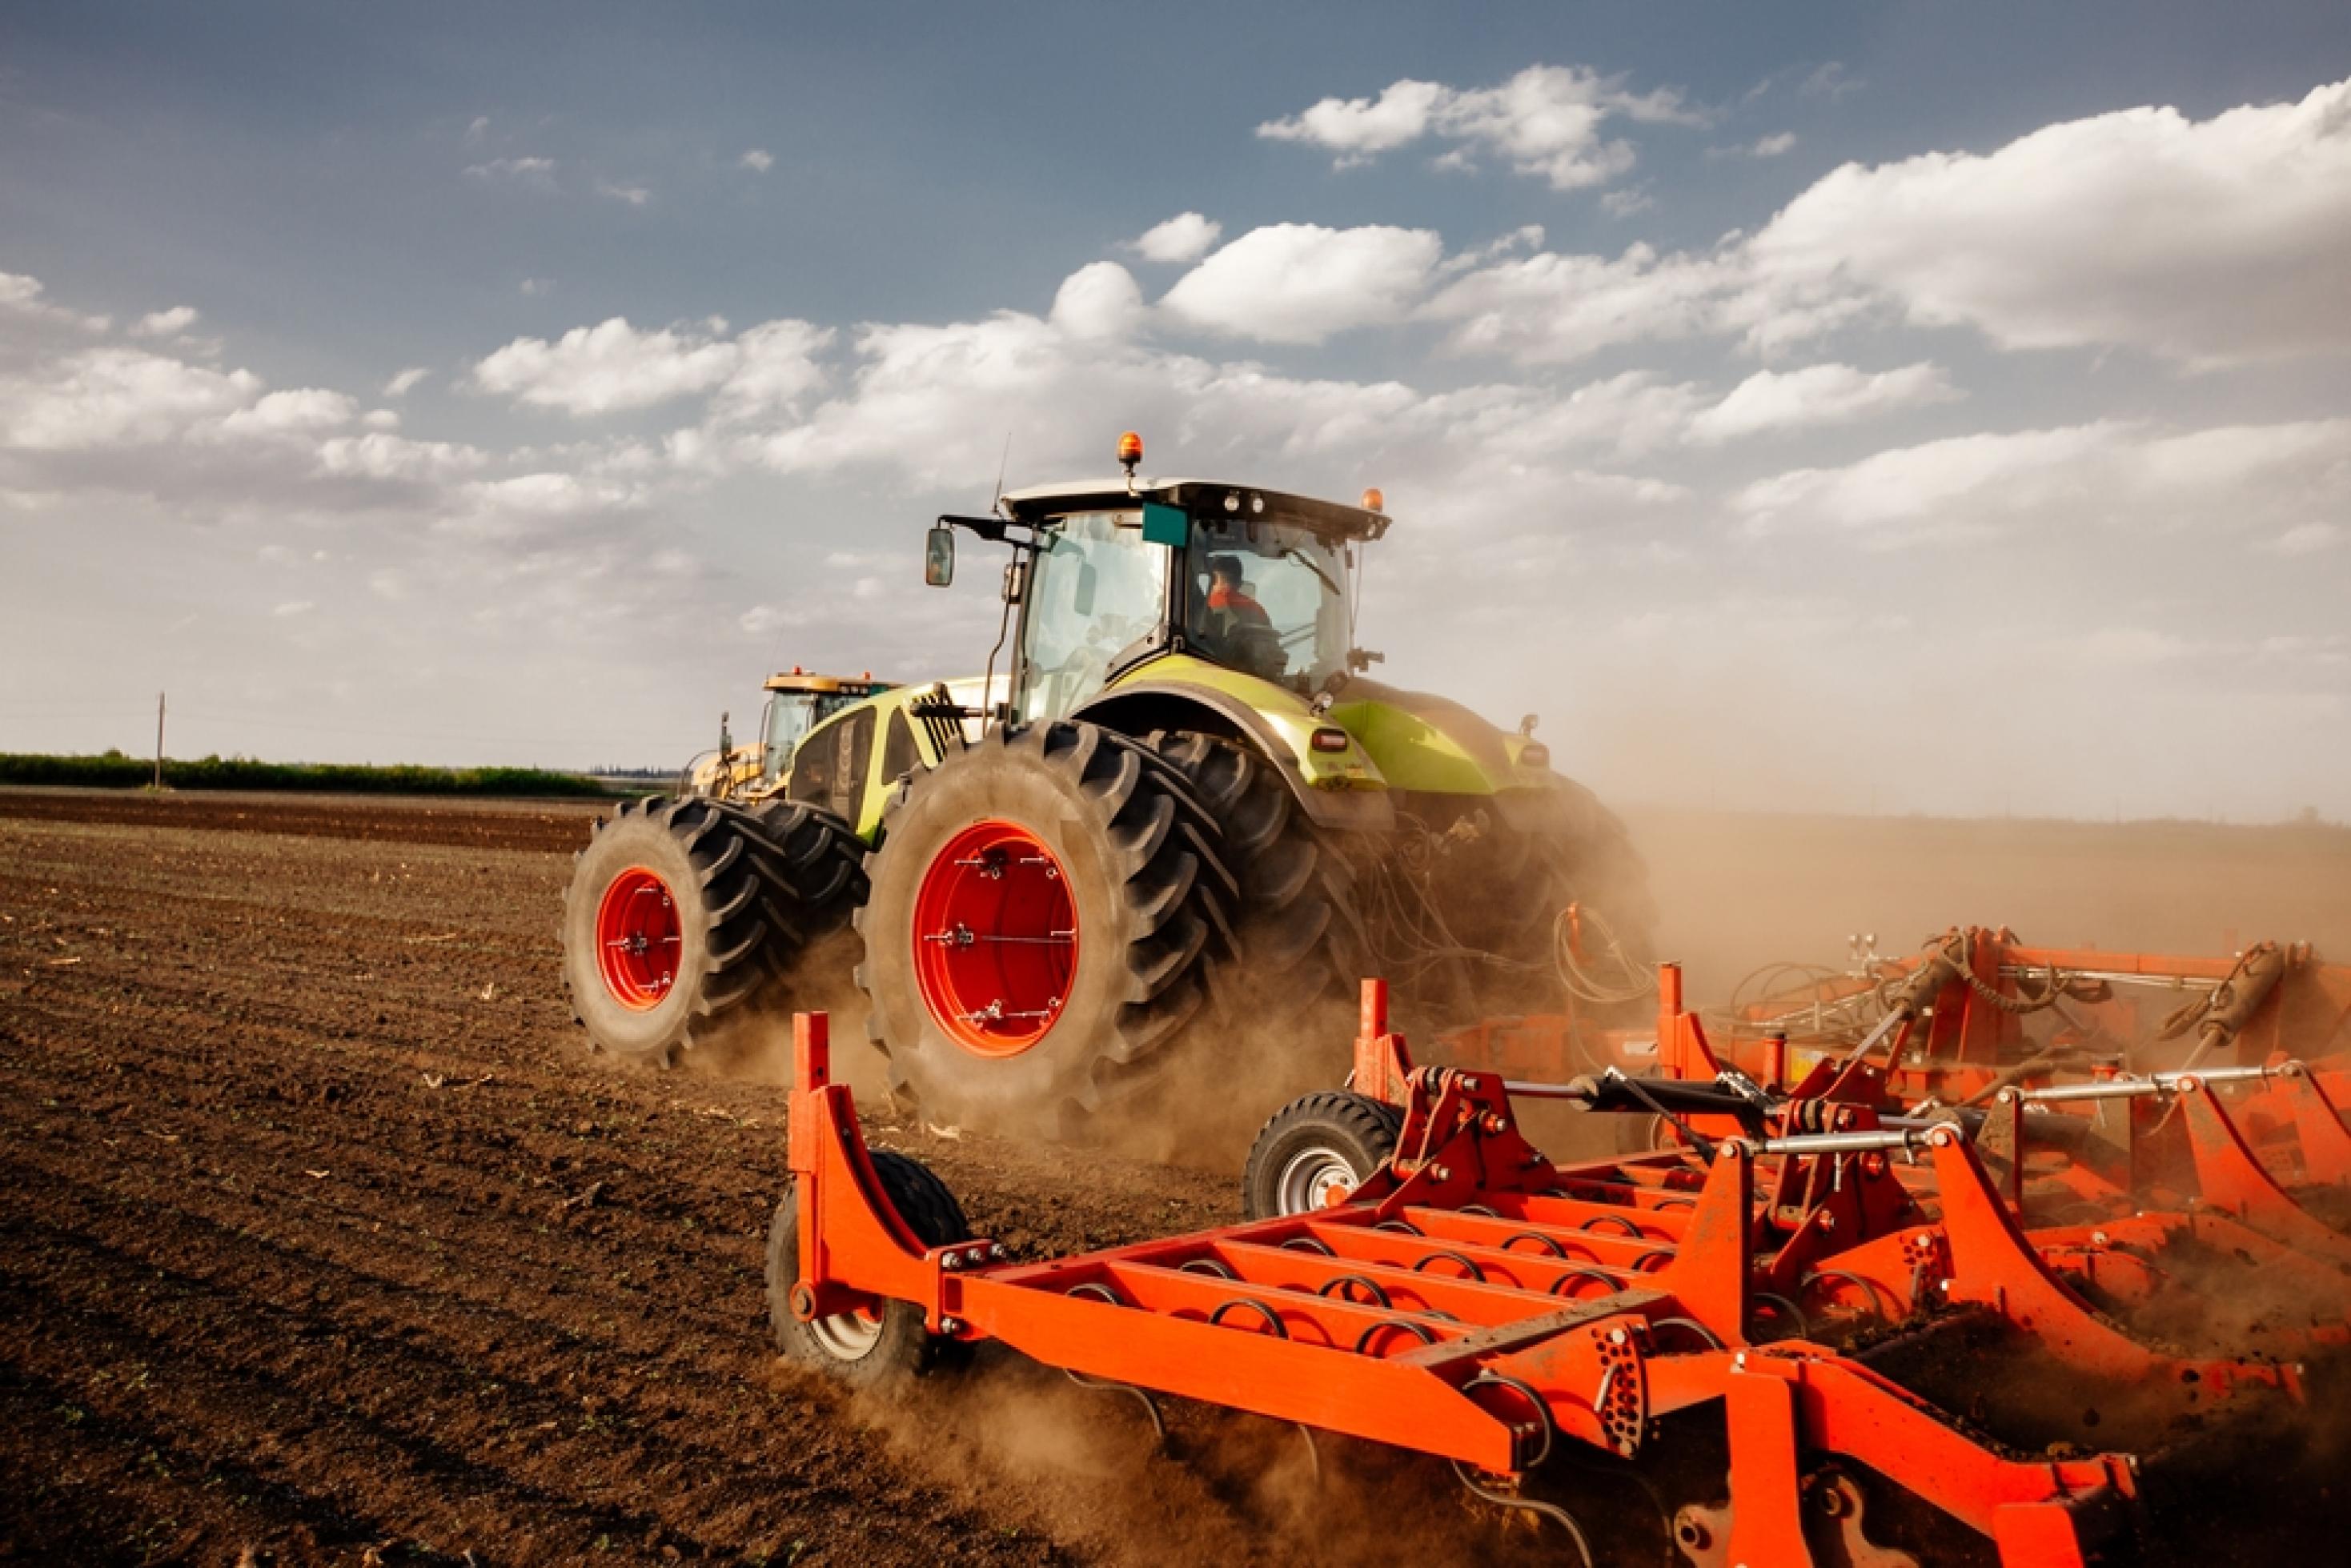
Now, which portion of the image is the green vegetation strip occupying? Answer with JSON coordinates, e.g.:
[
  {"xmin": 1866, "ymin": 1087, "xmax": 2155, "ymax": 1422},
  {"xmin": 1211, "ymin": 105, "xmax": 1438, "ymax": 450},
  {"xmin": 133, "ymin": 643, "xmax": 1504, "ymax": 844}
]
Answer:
[{"xmin": 0, "ymin": 751, "xmax": 620, "ymax": 798}]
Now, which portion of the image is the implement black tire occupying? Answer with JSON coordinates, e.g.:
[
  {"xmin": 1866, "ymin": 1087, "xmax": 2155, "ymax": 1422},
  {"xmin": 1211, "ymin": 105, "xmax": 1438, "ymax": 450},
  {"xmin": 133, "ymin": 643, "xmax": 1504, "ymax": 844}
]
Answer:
[
  {"xmin": 1242, "ymin": 1091, "xmax": 1403, "ymax": 1220},
  {"xmin": 766, "ymin": 1150, "xmax": 970, "ymax": 1386},
  {"xmin": 1145, "ymin": 732, "xmax": 1370, "ymax": 1025},
  {"xmin": 560, "ymin": 795, "xmax": 866, "ymax": 1069},
  {"xmin": 856, "ymin": 721, "xmax": 1236, "ymax": 1134}
]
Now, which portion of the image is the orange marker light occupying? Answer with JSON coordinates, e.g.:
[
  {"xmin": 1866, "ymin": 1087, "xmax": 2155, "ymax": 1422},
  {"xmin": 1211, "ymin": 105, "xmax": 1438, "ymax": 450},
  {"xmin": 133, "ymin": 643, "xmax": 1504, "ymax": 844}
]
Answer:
[
  {"xmin": 1361, "ymin": 487, "xmax": 1385, "ymax": 513},
  {"xmin": 1117, "ymin": 431, "xmax": 1144, "ymax": 470}
]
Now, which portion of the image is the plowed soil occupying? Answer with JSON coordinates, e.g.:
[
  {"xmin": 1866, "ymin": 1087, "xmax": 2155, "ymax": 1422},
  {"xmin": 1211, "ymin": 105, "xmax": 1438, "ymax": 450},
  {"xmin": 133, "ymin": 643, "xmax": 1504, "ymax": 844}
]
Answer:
[
  {"xmin": 0, "ymin": 792, "xmax": 1536, "ymax": 1568},
  {"xmin": 5, "ymin": 788, "xmax": 2345, "ymax": 1567}
]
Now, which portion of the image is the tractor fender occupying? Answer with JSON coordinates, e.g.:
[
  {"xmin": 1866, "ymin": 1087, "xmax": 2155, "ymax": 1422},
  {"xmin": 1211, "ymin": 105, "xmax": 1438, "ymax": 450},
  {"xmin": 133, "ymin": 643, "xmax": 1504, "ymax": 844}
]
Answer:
[{"xmin": 1071, "ymin": 683, "xmax": 1395, "ymax": 834}]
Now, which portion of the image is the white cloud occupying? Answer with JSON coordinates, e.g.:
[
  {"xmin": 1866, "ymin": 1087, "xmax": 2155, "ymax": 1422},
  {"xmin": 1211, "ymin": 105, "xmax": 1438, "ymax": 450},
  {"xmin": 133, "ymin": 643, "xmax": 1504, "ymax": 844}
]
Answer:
[
  {"xmin": 0, "ymin": 345, "xmax": 261, "ymax": 450},
  {"xmin": 1161, "ymin": 223, "xmax": 1443, "ymax": 343},
  {"xmin": 0, "ymin": 271, "xmax": 111, "ymax": 332},
  {"xmin": 1129, "ymin": 212, "xmax": 1222, "ymax": 264},
  {"xmin": 1599, "ymin": 187, "xmax": 1654, "ymax": 218},
  {"xmin": 463, "ymin": 155, "xmax": 556, "ymax": 183},
  {"xmin": 1801, "ymin": 62, "xmax": 1861, "ymax": 102},
  {"xmin": 708, "ymin": 319, "xmax": 835, "ymax": 419},
  {"xmin": 1049, "ymin": 261, "xmax": 1145, "ymax": 342},
  {"xmin": 383, "ymin": 367, "xmax": 430, "ymax": 397},
  {"xmin": 740, "ymin": 148, "xmax": 775, "ymax": 173},
  {"xmin": 314, "ymin": 431, "xmax": 485, "ymax": 484},
  {"xmin": 520, "ymin": 278, "xmax": 552, "ymax": 297},
  {"xmin": 596, "ymin": 180, "xmax": 652, "ymax": 207},
  {"xmin": 1424, "ymin": 243, "xmax": 1739, "ymax": 364},
  {"xmin": 1743, "ymin": 132, "xmax": 1798, "ymax": 158},
  {"xmin": 131, "ymin": 307, "xmax": 201, "ymax": 338},
  {"xmin": 465, "ymin": 115, "xmax": 491, "ymax": 142},
  {"xmin": 1420, "ymin": 76, "xmax": 2351, "ymax": 371},
  {"xmin": 1733, "ymin": 418, "xmax": 2351, "ymax": 545},
  {"xmin": 1258, "ymin": 65, "xmax": 1701, "ymax": 189},
  {"xmin": 449, "ymin": 471, "xmax": 646, "ymax": 539},
  {"xmin": 1687, "ymin": 362, "xmax": 1957, "ymax": 443},
  {"xmin": 471, "ymin": 314, "xmax": 834, "ymax": 423},
  {"xmin": 216, "ymin": 387, "xmax": 359, "ymax": 438},
  {"xmin": 1747, "ymin": 77, "xmax": 2351, "ymax": 366},
  {"xmin": 2266, "ymin": 521, "xmax": 2342, "ymax": 555},
  {"xmin": 473, "ymin": 318, "xmax": 744, "ymax": 415},
  {"xmin": 1258, "ymin": 78, "xmax": 1447, "ymax": 158},
  {"xmin": 272, "ymin": 600, "xmax": 315, "ymax": 617}
]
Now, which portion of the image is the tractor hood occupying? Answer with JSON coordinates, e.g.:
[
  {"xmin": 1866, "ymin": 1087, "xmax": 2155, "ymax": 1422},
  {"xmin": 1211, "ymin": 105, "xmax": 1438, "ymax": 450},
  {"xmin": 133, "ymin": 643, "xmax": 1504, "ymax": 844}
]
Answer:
[
  {"xmin": 1325, "ymin": 678, "xmax": 1556, "ymax": 798},
  {"xmin": 1094, "ymin": 656, "xmax": 1559, "ymax": 810}
]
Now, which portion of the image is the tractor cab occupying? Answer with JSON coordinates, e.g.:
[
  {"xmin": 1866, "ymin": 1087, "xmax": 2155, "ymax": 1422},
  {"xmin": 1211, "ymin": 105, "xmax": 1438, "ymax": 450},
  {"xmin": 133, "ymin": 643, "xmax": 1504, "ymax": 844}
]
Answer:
[
  {"xmin": 930, "ymin": 433, "xmax": 1389, "ymax": 726},
  {"xmin": 756, "ymin": 669, "xmax": 895, "ymax": 784}
]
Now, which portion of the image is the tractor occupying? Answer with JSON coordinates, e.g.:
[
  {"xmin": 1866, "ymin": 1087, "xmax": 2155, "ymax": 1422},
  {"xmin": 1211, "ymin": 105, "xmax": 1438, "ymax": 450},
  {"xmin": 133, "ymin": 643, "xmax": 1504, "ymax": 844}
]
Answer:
[
  {"xmin": 679, "ymin": 668, "xmax": 899, "ymax": 804},
  {"xmin": 560, "ymin": 433, "xmax": 1653, "ymax": 1133}
]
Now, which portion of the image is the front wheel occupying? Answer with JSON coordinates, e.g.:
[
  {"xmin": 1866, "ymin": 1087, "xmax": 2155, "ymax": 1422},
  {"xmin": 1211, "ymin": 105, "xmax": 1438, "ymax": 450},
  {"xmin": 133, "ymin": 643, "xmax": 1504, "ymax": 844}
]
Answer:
[{"xmin": 1241, "ymin": 1091, "xmax": 1402, "ymax": 1220}]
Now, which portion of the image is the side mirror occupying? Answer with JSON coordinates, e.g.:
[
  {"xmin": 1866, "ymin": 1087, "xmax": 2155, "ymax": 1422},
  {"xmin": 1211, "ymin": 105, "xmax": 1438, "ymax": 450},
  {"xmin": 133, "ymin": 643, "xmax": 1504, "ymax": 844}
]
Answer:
[{"xmin": 924, "ymin": 524, "xmax": 955, "ymax": 587}]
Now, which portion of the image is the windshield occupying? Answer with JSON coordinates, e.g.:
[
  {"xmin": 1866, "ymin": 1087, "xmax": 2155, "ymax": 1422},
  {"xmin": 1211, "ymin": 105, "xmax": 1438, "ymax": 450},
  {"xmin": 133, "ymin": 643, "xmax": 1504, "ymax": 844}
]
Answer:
[
  {"xmin": 1184, "ymin": 517, "xmax": 1351, "ymax": 694},
  {"xmin": 1017, "ymin": 511, "xmax": 1169, "ymax": 722},
  {"xmin": 760, "ymin": 694, "xmax": 816, "ymax": 779}
]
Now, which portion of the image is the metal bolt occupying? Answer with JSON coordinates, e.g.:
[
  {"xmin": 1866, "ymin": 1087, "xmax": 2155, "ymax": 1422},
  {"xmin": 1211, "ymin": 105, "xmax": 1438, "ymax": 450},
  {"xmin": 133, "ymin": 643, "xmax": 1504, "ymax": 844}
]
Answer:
[
  {"xmin": 1733, "ymin": 1351, "xmax": 1747, "ymax": 1369},
  {"xmin": 2092, "ymin": 1231, "xmax": 2109, "ymax": 1246},
  {"xmin": 941, "ymin": 1253, "xmax": 961, "ymax": 1271},
  {"xmin": 940, "ymin": 1316, "xmax": 964, "ymax": 1334},
  {"xmin": 1611, "ymin": 1328, "xmax": 1628, "ymax": 1345},
  {"xmin": 1434, "ymin": 1165, "xmax": 1452, "ymax": 1182}
]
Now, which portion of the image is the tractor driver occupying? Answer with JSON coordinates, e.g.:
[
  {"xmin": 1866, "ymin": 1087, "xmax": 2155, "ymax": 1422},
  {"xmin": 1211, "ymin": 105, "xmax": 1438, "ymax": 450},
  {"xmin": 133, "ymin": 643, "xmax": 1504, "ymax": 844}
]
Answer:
[
  {"xmin": 1206, "ymin": 555, "xmax": 1270, "ymax": 629},
  {"xmin": 1195, "ymin": 555, "xmax": 1282, "ymax": 675}
]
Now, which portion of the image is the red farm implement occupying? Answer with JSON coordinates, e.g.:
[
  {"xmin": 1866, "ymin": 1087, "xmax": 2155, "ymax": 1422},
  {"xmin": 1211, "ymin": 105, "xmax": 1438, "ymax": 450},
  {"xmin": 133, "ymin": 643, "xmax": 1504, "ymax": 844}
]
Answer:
[{"xmin": 769, "ymin": 990, "xmax": 2351, "ymax": 1566}]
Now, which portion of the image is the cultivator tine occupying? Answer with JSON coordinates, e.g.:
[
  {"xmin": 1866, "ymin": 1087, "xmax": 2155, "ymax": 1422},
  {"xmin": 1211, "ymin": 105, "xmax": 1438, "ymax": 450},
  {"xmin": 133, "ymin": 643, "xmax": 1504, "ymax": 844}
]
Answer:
[
  {"xmin": 2272, "ymin": 1061, "xmax": 2351, "ymax": 1185},
  {"xmin": 2176, "ymin": 1077, "xmax": 2351, "ymax": 1264}
]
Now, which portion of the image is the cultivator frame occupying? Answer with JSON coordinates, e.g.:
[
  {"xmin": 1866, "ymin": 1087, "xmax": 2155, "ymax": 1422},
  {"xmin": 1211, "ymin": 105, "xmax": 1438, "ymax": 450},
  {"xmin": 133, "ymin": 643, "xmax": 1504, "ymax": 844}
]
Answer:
[{"xmin": 780, "ymin": 981, "xmax": 2350, "ymax": 1566}]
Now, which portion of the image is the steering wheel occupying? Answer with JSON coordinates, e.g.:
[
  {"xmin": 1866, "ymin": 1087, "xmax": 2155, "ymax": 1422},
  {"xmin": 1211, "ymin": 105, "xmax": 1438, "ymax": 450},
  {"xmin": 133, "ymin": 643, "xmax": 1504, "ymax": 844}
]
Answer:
[{"xmin": 1226, "ymin": 621, "xmax": 1286, "ymax": 678}]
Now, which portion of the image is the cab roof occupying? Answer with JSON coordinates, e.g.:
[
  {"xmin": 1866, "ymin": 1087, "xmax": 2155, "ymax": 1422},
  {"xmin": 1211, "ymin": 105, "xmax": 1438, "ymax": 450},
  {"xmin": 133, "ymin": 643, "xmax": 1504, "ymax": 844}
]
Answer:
[
  {"xmin": 996, "ymin": 477, "xmax": 1390, "ymax": 540},
  {"xmin": 762, "ymin": 670, "xmax": 894, "ymax": 695}
]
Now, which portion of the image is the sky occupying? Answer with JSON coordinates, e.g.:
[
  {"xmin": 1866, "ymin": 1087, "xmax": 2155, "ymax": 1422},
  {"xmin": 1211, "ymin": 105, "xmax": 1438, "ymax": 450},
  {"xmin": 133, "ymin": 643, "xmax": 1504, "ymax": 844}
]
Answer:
[{"xmin": 2, "ymin": 1, "xmax": 2348, "ymax": 820}]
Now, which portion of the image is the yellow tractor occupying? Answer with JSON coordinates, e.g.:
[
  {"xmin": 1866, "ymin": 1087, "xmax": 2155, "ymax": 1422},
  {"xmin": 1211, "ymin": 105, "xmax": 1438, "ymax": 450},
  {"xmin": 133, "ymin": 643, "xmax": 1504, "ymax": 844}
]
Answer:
[{"xmin": 684, "ymin": 668, "xmax": 899, "ymax": 803}]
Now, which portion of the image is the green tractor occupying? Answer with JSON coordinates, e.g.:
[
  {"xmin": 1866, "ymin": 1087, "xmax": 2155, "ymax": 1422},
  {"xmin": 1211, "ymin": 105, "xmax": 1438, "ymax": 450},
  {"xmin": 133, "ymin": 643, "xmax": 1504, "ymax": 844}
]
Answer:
[{"xmin": 560, "ymin": 434, "xmax": 1652, "ymax": 1130}]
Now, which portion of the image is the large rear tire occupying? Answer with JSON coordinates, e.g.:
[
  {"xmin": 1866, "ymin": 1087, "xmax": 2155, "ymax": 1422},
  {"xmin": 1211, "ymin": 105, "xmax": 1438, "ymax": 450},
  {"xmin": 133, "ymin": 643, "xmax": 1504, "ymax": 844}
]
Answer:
[
  {"xmin": 855, "ymin": 722, "xmax": 1236, "ymax": 1133},
  {"xmin": 560, "ymin": 796, "xmax": 866, "ymax": 1068},
  {"xmin": 1145, "ymin": 732, "xmax": 1370, "ymax": 1025}
]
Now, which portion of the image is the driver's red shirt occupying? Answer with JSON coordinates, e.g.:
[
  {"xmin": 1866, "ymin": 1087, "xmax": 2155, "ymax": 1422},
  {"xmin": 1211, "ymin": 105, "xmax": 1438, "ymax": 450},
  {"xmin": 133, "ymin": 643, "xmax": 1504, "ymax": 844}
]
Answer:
[{"xmin": 1208, "ymin": 583, "xmax": 1270, "ymax": 624}]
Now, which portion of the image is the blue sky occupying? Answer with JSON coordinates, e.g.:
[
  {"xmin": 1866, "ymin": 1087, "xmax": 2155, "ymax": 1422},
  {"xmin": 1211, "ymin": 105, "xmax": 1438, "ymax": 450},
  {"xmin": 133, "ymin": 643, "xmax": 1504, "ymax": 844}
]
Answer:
[{"xmin": 4, "ymin": 2, "xmax": 2349, "ymax": 816}]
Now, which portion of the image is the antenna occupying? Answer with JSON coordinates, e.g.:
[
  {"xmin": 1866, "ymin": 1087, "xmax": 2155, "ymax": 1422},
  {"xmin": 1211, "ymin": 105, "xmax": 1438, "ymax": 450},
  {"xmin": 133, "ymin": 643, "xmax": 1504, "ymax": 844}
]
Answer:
[{"xmin": 990, "ymin": 428, "xmax": 1013, "ymax": 518}]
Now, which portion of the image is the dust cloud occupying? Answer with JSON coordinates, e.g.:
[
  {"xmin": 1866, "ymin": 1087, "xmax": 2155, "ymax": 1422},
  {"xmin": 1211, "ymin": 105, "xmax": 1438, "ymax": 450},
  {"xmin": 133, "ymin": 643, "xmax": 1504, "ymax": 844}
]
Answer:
[
  {"xmin": 1622, "ymin": 805, "xmax": 2351, "ymax": 1004},
  {"xmin": 827, "ymin": 1355, "xmax": 1554, "ymax": 1568}
]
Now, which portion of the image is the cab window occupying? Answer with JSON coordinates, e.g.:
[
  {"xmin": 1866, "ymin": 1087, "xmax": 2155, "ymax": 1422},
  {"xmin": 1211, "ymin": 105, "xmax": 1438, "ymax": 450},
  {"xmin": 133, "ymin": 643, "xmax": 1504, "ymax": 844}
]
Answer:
[{"xmin": 1015, "ymin": 511, "xmax": 1166, "ymax": 722}]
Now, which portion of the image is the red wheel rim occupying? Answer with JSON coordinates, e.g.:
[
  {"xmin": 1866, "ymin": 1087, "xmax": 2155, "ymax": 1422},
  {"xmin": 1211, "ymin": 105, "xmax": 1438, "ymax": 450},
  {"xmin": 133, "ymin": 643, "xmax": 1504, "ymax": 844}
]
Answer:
[
  {"xmin": 595, "ymin": 865, "xmax": 682, "ymax": 1009},
  {"xmin": 912, "ymin": 820, "xmax": 1078, "ymax": 1057}
]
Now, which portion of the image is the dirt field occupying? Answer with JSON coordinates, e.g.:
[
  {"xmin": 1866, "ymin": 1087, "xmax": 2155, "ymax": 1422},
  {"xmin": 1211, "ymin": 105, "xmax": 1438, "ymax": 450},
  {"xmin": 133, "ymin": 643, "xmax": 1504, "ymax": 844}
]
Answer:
[{"xmin": 3, "ymin": 789, "xmax": 2346, "ymax": 1566}]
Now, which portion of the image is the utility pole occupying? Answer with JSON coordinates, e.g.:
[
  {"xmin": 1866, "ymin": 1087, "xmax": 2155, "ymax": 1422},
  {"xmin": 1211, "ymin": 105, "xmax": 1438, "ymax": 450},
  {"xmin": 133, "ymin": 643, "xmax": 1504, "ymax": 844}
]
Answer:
[{"xmin": 154, "ymin": 692, "xmax": 165, "ymax": 790}]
